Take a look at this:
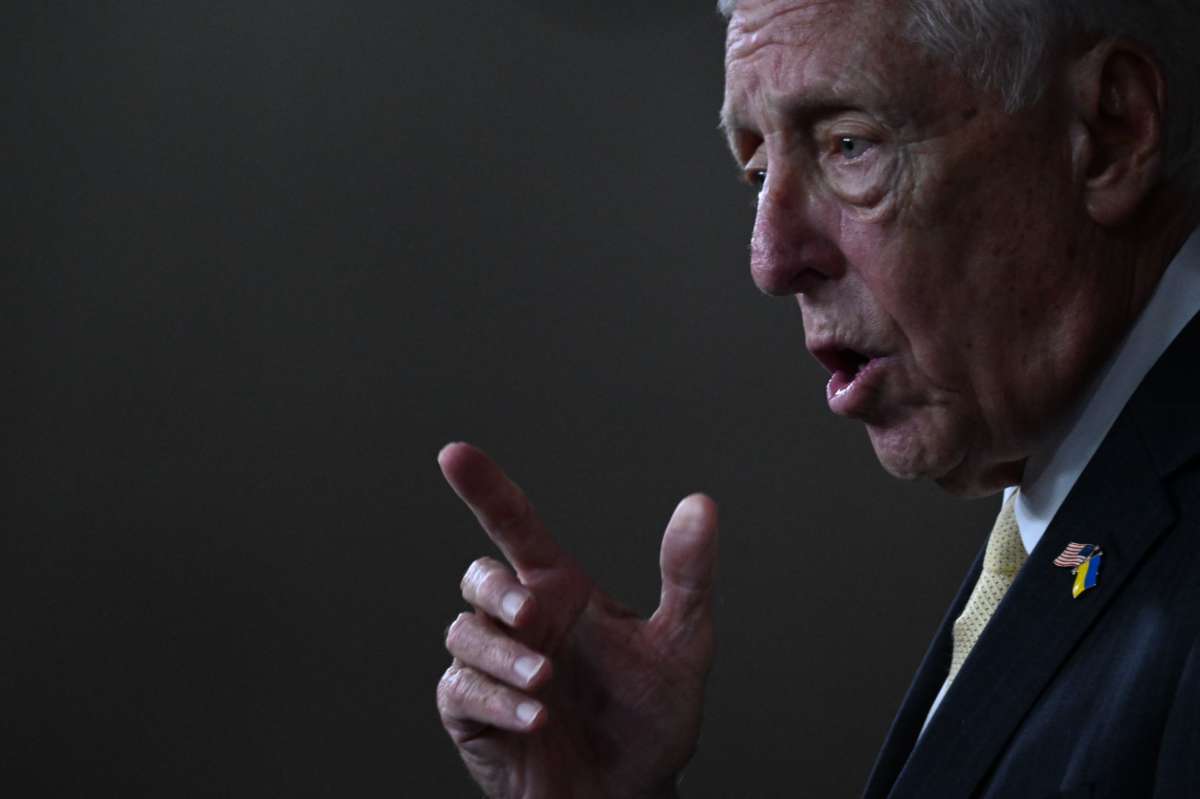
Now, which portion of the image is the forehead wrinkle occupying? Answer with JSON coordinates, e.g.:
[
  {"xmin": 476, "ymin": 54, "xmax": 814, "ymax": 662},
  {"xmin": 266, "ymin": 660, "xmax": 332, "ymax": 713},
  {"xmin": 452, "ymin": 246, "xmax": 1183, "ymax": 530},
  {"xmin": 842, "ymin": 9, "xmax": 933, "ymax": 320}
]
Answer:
[
  {"xmin": 725, "ymin": 1, "xmax": 843, "ymax": 67},
  {"xmin": 726, "ymin": 0, "xmax": 852, "ymax": 38},
  {"xmin": 725, "ymin": 0, "xmax": 875, "ymax": 92},
  {"xmin": 723, "ymin": 41, "xmax": 869, "ymax": 135},
  {"xmin": 723, "ymin": 78, "xmax": 863, "ymax": 137},
  {"xmin": 723, "ymin": 2, "xmax": 917, "ymax": 139}
]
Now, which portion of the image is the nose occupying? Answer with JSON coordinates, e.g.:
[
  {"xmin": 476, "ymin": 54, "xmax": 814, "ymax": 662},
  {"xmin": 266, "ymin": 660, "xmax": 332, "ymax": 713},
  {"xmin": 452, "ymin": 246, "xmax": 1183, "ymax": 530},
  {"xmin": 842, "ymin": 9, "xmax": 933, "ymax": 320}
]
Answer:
[{"xmin": 749, "ymin": 170, "xmax": 846, "ymax": 296}]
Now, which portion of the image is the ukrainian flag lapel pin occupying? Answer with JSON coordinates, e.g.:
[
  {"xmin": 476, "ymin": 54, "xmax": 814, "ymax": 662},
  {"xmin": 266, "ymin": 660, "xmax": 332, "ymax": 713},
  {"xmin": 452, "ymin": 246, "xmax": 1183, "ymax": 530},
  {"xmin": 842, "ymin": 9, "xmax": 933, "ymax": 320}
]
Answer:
[{"xmin": 1054, "ymin": 543, "xmax": 1104, "ymax": 599}]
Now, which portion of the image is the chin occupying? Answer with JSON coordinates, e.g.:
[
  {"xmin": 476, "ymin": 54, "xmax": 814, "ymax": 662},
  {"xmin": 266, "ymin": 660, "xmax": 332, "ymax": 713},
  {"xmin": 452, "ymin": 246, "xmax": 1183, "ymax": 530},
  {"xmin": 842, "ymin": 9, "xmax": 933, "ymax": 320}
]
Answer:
[
  {"xmin": 865, "ymin": 420, "xmax": 980, "ymax": 495},
  {"xmin": 866, "ymin": 424, "xmax": 948, "ymax": 479},
  {"xmin": 866, "ymin": 412, "xmax": 1021, "ymax": 498}
]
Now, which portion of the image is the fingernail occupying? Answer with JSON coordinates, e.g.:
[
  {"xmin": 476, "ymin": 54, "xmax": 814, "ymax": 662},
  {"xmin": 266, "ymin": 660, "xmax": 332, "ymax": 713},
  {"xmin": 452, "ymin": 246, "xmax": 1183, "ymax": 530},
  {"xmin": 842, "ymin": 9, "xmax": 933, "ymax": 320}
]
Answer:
[
  {"xmin": 516, "ymin": 701, "xmax": 541, "ymax": 726},
  {"xmin": 514, "ymin": 656, "xmax": 543, "ymax": 684},
  {"xmin": 501, "ymin": 591, "xmax": 528, "ymax": 624}
]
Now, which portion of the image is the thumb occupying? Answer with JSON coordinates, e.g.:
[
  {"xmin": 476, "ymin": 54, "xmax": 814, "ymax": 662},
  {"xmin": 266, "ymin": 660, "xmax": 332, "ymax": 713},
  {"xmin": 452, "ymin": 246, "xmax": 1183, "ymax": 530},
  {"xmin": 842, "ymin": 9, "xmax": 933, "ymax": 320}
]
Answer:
[{"xmin": 651, "ymin": 493, "xmax": 719, "ymax": 638}]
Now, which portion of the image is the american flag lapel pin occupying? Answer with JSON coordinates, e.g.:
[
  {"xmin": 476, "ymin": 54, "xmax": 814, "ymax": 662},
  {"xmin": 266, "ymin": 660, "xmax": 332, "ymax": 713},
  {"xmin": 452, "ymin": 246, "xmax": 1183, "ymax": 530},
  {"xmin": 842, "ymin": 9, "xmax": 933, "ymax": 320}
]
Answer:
[{"xmin": 1054, "ymin": 543, "xmax": 1104, "ymax": 599}]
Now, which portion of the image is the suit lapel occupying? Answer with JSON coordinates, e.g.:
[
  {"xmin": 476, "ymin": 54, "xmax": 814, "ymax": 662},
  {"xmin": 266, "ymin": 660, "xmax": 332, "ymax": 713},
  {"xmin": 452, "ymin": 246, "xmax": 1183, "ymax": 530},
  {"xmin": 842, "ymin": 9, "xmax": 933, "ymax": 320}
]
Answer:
[
  {"xmin": 886, "ymin": 411, "xmax": 1176, "ymax": 797},
  {"xmin": 874, "ymin": 308, "xmax": 1200, "ymax": 798},
  {"xmin": 861, "ymin": 548, "xmax": 983, "ymax": 799}
]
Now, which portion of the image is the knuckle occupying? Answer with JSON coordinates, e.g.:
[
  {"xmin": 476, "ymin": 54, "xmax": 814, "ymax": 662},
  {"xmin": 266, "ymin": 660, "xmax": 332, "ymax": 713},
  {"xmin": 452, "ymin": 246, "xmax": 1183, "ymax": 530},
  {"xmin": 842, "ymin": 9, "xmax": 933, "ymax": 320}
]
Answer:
[
  {"xmin": 460, "ymin": 557, "xmax": 500, "ymax": 598},
  {"xmin": 460, "ymin": 560, "xmax": 483, "ymax": 595},
  {"xmin": 436, "ymin": 664, "xmax": 463, "ymax": 715},
  {"xmin": 444, "ymin": 612, "xmax": 473, "ymax": 649},
  {"xmin": 455, "ymin": 669, "xmax": 489, "ymax": 709},
  {"xmin": 475, "ymin": 567, "xmax": 505, "ymax": 602}
]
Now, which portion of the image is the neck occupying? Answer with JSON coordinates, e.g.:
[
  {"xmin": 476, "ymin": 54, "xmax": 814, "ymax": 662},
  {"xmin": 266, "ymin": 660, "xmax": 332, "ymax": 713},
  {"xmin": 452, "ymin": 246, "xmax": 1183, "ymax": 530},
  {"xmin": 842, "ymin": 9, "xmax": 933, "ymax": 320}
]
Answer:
[
  {"xmin": 941, "ymin": 183, "xmax": 1199, "ymax": 499},
  {"xmin": 1104, "ymin": 181, "xmax": 1200, "ymax": 329}
]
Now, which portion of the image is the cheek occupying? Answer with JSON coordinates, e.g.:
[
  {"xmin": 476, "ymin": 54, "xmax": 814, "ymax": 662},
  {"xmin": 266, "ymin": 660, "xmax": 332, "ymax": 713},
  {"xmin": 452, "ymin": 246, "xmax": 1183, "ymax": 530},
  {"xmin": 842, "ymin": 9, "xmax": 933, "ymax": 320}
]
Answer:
[
  {"xmin": 846, "ymin": 177, "xmax": 1036, "ymax": 370},
  {"xmin": 837, "ymin": 213, "xmax": 961, "ymax": 371},
  {"xmin": 835, "ymin": 151, "xmax": 964, "ymax": 337}
]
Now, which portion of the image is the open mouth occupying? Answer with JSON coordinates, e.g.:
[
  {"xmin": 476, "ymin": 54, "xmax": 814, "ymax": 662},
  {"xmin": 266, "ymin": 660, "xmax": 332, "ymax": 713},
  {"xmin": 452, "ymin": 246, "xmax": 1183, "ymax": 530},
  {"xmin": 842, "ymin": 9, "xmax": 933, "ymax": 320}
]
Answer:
[
  {"xmin": 811, "ymin": 345, "xmax": 876, "ymax": 405},
  {"xmin": 816, "ymin": 347, "xmax": 867, "ymax": 383}
]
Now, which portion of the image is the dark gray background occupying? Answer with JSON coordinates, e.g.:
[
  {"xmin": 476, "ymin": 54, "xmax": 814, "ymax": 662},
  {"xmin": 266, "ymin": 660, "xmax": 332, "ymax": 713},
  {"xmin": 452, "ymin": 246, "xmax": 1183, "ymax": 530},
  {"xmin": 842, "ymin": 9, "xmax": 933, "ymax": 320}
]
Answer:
[{"xmin": 5, "ymin": 2, "xmax": 997, "ymax": 796}]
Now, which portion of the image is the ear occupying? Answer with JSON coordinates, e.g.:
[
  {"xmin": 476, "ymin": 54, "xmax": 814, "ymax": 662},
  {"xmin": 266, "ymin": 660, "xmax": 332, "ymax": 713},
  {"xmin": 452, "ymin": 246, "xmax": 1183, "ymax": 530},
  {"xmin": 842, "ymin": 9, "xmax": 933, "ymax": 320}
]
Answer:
[{"xmin": 1067, "ymin": 39, "xmax": 1167, "ymax": 226}]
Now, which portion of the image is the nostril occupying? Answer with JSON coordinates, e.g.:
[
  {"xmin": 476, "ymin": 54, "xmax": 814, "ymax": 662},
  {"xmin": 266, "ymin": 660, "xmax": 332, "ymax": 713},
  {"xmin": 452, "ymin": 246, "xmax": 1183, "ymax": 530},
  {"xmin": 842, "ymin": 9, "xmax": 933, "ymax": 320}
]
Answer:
[
  {"xmin": 748, "ymin": 229, "xmax": 847, "ymax": 297},
  {"xmin": 749, "ymin": 257, "xmax": 834, "ymax": 296}
]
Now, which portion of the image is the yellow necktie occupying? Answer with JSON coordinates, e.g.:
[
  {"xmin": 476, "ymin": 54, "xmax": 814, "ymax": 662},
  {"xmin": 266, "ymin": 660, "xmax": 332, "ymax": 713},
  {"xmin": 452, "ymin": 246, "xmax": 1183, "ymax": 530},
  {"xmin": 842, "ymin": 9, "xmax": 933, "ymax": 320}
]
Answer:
[{"xmin": 947, "ymin": 492, "xmax": 1026, "ymax": 682}]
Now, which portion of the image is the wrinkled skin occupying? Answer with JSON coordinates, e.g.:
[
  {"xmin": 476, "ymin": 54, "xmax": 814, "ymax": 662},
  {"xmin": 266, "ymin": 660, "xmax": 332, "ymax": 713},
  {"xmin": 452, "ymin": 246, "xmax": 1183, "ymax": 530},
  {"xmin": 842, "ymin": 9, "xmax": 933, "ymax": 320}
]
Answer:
[
  {"xmin": 721, "ymin": 0, "xmax": 1177, "ymax": 495},
  {"xmin": 436, "ymin": 443, "xmax": 716, "ymax": 798}
]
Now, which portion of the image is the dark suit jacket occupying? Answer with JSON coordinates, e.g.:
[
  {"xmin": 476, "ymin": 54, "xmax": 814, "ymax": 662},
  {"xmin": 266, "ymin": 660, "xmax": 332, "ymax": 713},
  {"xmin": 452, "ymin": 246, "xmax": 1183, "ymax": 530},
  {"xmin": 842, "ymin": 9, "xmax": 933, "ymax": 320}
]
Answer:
[{"xmin": 863, "ymin": 310, "xmax": 1200, "ymax": 799}]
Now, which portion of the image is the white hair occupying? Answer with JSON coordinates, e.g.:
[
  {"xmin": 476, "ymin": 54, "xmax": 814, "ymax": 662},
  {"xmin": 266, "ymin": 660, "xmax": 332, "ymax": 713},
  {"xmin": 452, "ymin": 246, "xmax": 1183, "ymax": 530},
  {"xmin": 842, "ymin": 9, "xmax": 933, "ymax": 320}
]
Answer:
[{"xmin": 718, "ymin": 0, "xmax": 1200, "ymax": 189}]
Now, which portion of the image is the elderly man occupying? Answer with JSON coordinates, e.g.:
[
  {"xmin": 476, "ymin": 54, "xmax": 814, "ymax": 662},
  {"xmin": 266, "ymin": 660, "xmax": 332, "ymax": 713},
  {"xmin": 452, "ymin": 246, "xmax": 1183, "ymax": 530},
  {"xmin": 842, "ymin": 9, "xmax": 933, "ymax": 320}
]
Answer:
[{"xmin": 436, "ymin": 0, "xmax": 1200, "ymax": 796}]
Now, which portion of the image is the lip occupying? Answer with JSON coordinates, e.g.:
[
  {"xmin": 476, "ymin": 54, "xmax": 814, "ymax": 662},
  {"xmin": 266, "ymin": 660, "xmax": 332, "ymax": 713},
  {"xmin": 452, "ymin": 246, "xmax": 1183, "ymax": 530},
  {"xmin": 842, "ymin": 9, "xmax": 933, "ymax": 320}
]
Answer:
[
  {"xmin": 826, "ymin": 355, "xmax": 890, "ymax": 416},
  {"xmin": 808, "ymin": 342, "xmax": 890, "ymax": 418}
]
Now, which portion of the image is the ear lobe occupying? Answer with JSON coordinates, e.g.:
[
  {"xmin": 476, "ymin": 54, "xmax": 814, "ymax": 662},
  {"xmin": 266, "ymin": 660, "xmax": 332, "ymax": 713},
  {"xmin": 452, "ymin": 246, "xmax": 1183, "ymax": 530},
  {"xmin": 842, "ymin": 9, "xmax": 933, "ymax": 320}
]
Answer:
[{"xmin": 1070, "ymin": 40, "xmax": 1167, "ymax": 226}]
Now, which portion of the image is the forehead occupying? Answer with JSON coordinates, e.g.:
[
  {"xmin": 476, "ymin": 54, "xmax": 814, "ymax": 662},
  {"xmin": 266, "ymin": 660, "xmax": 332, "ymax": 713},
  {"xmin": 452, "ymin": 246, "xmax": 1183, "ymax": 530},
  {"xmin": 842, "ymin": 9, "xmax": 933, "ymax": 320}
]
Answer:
[
  {"xmin": 721, "ymin": 0, "xmax": 916, "ymax": 131},
  {"xmin": 724, "ymin": 0, "xmax": 877, "ymax": 60}
]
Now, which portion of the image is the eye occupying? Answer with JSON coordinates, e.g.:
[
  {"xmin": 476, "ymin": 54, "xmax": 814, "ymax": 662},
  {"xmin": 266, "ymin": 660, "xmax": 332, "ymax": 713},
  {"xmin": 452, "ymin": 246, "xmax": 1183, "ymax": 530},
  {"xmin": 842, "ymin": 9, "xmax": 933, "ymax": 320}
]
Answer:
[
  {"xmin": 744, "ymin": 168, "xmax": 767, "ymax": 189},
  {"xmin": 837, "ymin": 136, "xmax": 873, "ymax": 160}
]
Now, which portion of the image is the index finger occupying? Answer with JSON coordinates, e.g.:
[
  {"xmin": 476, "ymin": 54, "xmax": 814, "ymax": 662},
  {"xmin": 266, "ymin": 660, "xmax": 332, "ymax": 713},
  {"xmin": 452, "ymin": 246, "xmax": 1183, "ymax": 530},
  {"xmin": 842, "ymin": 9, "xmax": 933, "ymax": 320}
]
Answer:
[{"xmin": 437, "ymin": 442, "xmax": 565, "ymax": 573}]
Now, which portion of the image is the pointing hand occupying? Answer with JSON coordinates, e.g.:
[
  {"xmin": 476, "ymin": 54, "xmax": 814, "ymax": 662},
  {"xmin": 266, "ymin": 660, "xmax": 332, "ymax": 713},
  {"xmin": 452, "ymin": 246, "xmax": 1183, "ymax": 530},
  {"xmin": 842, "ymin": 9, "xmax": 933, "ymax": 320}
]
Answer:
[{"xmin": 435, "ymin": 443, "xmax": 718, "ymax": 799}]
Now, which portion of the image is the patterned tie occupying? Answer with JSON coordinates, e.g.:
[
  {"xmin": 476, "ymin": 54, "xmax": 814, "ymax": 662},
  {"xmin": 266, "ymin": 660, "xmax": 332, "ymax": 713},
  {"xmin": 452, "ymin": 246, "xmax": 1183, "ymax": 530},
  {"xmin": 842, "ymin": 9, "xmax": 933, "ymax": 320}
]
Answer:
[{"xmin": 947, "ymin": 492, "xmax": 1026, "ymax": 682}]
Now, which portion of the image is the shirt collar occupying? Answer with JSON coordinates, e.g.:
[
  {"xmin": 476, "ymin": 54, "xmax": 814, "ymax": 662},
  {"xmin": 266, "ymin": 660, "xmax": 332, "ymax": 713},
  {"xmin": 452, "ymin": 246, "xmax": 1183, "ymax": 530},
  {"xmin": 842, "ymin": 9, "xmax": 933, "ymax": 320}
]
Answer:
[{"xmin": 1004, "ymin": 226, "xmax": 1200, "ymax": 554}]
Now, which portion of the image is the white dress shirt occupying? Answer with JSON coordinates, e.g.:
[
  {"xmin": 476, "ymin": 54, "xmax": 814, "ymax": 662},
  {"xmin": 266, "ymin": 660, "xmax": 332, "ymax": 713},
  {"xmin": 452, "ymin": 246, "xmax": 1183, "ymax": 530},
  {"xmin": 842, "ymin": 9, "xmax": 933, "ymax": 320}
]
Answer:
[{"xmin": 919, "ymin": 227, "xmax": 1200, "ymax": 735}]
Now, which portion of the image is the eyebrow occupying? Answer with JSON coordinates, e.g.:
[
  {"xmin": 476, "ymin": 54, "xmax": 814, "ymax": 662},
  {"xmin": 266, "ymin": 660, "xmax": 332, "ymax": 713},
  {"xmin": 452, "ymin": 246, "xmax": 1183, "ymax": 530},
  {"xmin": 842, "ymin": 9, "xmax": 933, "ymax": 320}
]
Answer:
[
  {"xmin": 720, "ymin": 85, "xmax": 873, "ymax": 128},
  {"xmin": 718, "ymin": 90, "xmax": 869, "ymax": 162},
  {"xmin": 716, "ymin": 107, "xmax": 743, "ymax": 141}
]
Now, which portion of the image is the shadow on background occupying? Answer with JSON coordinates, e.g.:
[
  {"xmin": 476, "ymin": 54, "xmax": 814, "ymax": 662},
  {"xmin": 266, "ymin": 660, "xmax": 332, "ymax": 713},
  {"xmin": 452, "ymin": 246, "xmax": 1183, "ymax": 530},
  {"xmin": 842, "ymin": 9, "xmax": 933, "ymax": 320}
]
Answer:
[{"xmin": 3, "ymin": 1, "xmax": 993, "ymax": 795}]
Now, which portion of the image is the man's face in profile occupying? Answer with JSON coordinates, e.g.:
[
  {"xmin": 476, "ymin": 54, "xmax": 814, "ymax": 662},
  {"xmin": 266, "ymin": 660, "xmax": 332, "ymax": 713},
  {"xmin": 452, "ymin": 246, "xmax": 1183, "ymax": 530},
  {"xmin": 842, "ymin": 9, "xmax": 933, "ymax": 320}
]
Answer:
[{"xmin": 721, "ymin": 0, "xmax": 1124, "ymax": 496}]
